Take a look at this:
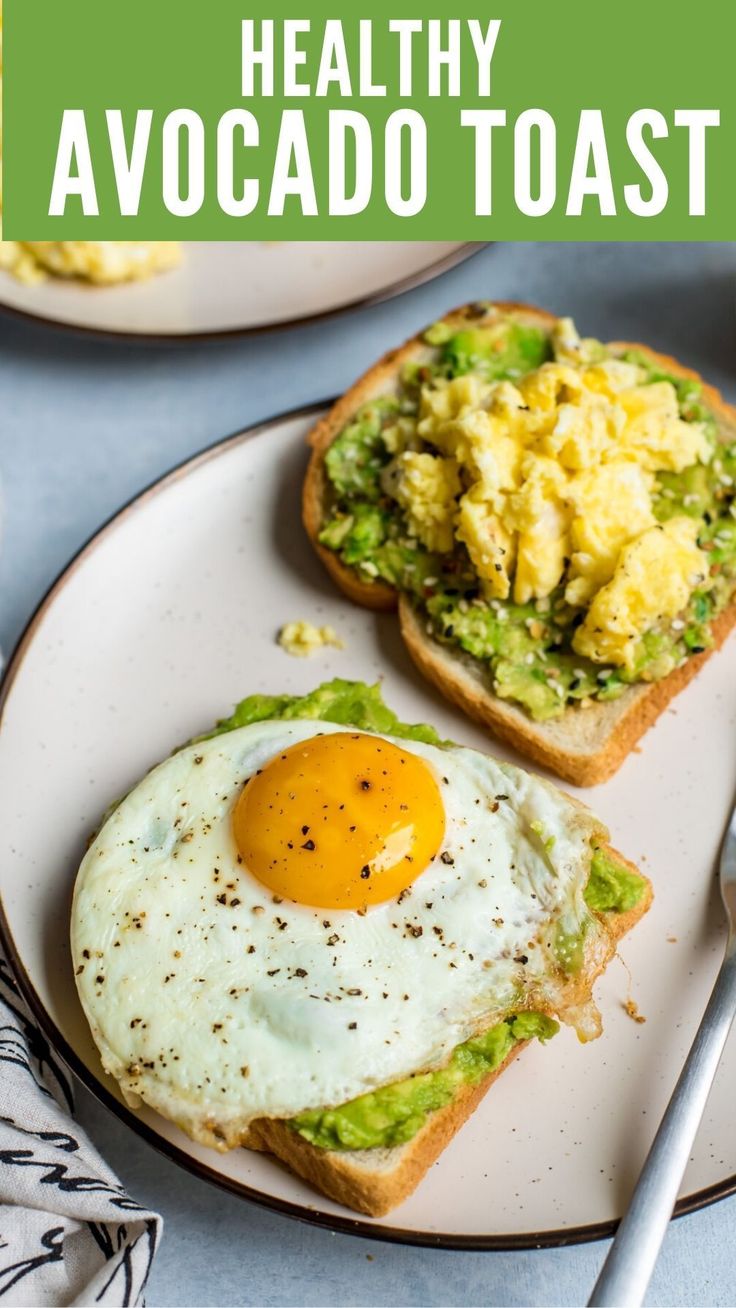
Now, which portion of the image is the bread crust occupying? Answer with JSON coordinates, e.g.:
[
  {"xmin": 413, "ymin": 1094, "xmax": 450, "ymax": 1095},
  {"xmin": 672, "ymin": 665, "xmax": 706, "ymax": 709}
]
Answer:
[
  {"xmin": 249, "ymin": 1043, "xmax": 524, "ymax": 1217},
  {"xmin": 303, "ymin": 305, "xmax": 736, "ymax": 785},
  {"xmin": 245, "ymin": 850, "xmax": 652, "ymax": 1217}
]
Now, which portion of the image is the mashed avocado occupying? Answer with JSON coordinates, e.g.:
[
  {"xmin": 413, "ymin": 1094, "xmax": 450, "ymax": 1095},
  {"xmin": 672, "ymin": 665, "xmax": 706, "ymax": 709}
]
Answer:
[
  {"xmin": 585, "ymin": 847, "xmax": 648, "ymax": 914},
  {"xmin": 552, "ymin": 849, "xmax": 648, "ymax": 977},
  {"xmin": 290, "ymin": 1012, "xmax": 558, "ymax": 1151},
  {"xmin": 206, "ymin": 679, "xmax": 647, "ymax": 1150},
  {"xmin": 203, "ymin": 678, "xmax": 445, "ymax": 746},
  {"xmin": 318, "ymin": 312, "xmax": 736, "ymax": 722}
]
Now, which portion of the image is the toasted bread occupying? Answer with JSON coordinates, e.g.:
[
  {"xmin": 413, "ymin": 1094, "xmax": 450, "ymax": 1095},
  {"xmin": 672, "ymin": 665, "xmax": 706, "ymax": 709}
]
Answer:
[
  {"xmin": 303, "ymin": 303, "xmax": 736, "ymax": 785},
  {"xmin": 246, "ymin": 845, "xmax": 652, "ymax": 1217}
]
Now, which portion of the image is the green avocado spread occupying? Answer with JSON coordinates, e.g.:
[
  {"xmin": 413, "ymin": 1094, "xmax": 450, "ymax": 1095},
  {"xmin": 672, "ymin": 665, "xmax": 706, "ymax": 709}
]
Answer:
[
  {"xmin": 317, "ymin": 311, "xmax": 736, "ymax": 723},
  {"xmin": 585, "ymin": 847, "xmax": 647, "ymax": 914},
  {"xmin": 203, "ymin": 677, "xmax": 445, "ymax": 746},
  {"xmin": 290, "ymin": 1011, "xmax": 558, "ymax": 1151},
  {"xmin": 206, "ymin": 679, "xmax": 647, "ymax": 1151}
]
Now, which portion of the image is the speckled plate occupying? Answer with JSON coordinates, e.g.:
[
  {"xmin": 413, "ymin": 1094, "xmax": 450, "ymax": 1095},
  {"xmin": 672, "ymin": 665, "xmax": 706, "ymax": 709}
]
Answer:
[
  {"xmin": 0, "ymin": 242, "xmax": 483, "ymax": 340},
  {"xmin": 1, "ymin": 405, "xmax": 735, "ymax": 1249}
]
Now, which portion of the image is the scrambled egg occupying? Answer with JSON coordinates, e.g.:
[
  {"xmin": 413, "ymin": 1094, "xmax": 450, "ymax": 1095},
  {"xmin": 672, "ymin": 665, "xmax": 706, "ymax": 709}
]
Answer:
[
  {"xmin": 565, "ymin": 462, "xmax": 655, "ymax": 605},
  {"xmin": 278, "ymin": 621, "xmax": 345, "ymax": 658},
  {"xmin": 0, "ymin": 6, "xmax": 180, "ymax": 288},
  {"xmin": 507, "ymin": 455, "xmax": 570, "ymax": 604},
  {"xmin": 574, "ymin": 518, "xmax": 708, "ymax": 670},
  {"xmin": 455, "ymin": 484, "xmax": 516, "ymax": 598},
  {"xmin": 381, "ymin": 319, "xmax": 713, "ymax": 667},
  {"xmin": 382, "ymin": 451, "xmax": 461, "ymax": 553},
  {"xmin": 1, "ymin": 240, "xmax": 182, "ymax": 286}
]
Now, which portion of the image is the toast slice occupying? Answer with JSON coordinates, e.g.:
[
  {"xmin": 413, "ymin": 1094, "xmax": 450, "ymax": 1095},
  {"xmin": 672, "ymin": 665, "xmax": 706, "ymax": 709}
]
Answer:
[
  {"xmin": 303, "ymin": 302, "xmax": 736, "ymax": 786},
  {"xmin": 245, "ymin": 849, "xmax": 652, "ymax": 1217}
]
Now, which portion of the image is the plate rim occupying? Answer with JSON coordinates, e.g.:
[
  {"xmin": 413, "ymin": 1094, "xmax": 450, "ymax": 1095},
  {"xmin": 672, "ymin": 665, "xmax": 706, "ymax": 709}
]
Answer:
[
  {"xmin": 0, "ymin": 243, "xmax": 486, "ymax": 344},
  {"xmin": 1, "ymin": 400, "xmax": 735, "ymax": 1251}
]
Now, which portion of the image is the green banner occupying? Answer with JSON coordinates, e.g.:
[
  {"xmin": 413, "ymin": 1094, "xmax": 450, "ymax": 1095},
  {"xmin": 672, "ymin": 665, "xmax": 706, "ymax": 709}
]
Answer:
[{"xmin": 3, "ymin": 0, "xmax": 733, "ymax": 240}]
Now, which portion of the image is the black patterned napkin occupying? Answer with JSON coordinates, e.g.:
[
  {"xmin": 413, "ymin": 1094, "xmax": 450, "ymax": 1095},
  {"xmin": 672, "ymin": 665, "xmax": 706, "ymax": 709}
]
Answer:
[{"xmin": 0, "ymin": 954, "xmax": 162, "ymax": 1306}]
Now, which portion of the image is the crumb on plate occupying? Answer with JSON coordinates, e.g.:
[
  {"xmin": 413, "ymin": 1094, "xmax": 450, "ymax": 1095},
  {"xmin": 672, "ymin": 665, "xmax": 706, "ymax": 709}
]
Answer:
[
  {"xmin": 623, "ymin": 997, "xmax": 646, "ymax": 1024},
  {"xmin": 278, "ymin": 620, "xmax": 345, "ymax": 658}
]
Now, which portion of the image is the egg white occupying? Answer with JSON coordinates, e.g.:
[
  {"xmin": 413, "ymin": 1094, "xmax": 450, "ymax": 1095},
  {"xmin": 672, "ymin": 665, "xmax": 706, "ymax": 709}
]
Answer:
[{"xmin": 72, "ymin": 720, "xmax": 604, "ymax": 1149}]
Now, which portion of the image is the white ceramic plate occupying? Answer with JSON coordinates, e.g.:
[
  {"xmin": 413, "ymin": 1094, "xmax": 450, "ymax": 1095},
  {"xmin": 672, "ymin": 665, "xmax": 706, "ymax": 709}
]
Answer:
[
  {"xmin": 1, "ymin": 406, "xmax": 735, "ymax": 1248},
  {"xmin": 0, "ymin": 242, "xmax": 482, "ymax": 339}
]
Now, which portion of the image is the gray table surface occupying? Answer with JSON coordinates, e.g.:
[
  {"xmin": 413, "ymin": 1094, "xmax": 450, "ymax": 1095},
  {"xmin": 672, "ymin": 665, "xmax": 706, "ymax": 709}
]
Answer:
[{"xmin": 1, "ymin": 242, "xmax": 735, "ymax": 1308}]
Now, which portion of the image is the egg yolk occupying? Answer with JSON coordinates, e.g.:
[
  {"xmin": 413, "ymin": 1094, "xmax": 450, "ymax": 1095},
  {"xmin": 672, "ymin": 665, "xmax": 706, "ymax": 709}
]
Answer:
[{"xmin": 233, "ymin": 733, "xmax": 445, "ymax": 910}]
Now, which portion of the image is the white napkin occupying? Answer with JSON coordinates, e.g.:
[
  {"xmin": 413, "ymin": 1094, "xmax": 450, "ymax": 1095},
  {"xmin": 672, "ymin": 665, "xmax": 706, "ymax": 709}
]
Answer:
[{"xmin": 0, "ymin": 953, "xmax": 162, "ymax": 1306}]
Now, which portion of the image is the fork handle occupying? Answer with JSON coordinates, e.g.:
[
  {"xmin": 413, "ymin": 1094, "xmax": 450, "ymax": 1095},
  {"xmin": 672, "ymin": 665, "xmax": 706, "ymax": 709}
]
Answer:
[{"xmin": 589, "ymin": 939, "xmax": 736, "ymax": 1308}]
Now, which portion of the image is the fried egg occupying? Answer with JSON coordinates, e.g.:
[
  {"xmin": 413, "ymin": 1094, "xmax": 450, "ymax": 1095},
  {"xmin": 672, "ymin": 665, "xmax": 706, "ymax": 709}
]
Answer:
[{"xmin": 72, "ymin": 720, "xmax": 605, "ymax": 1150}]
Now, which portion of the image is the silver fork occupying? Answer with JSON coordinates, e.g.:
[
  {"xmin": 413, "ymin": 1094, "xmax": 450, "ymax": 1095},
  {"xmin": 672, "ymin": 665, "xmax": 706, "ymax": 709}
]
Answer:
[{"xmin": 589, "ymin": 799, "xmax": 736, "ymax": 1307}]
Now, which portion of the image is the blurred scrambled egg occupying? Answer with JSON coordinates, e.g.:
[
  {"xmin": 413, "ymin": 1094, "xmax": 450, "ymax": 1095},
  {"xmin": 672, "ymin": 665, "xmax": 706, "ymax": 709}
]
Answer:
[
  {"xmin": 0, "ymin": 6, "xmax": 180, "ymax": 287},
  {"xmin": 380, "ymin": 320, "xmax": 712, "ymax": 669},
  {"xmin": 0, "ymin": 240, "xmax": 181, "ymax": 286}
]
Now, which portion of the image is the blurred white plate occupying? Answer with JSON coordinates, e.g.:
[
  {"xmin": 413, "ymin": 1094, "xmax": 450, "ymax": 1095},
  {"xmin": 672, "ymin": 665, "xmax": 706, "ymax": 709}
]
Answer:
[
  {"xmin": 1, "ymin": 405, "xmax": 735, "ymax": 1248},
  {"xmin": 0, "ymin": 242, "xmax": 482, "ymax": 339}
]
